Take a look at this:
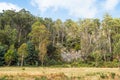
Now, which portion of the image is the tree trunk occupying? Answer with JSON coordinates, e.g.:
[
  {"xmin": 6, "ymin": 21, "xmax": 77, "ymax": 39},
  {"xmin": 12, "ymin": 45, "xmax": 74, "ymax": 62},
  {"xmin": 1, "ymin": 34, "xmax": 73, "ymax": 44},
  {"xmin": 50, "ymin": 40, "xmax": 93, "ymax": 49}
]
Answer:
[
  {"xmin": 108, "ymin": 30, "xmax": 112, "ymax": 53},
  {"xmin": 21, "ymin": 55, "xmax": 24, "ymax": 66},
  {"xmin": 41, "ymin": 58, "xmax": 44, "ymax": 67},
  {"xmin": 18, "ymin": 29, "xmax": 22, "ymax": 46},
  {"xmin": 57, "ymin": 31, "xmax": 59, "ymax": 44},
  {"xmin": 61, "ymin": 32, "xmax": 64, "ymax": 44},
  {"xmin": 53, "ymin": 36, "xmax": 55, "ymax": 46},
  {"xmin": 118, "ymin": 56, "xmax": 120, "ymax": 69},
  {"xmin": 103, "ymin": 52, "xmax": 107, "ymax": 62},
  {"xmin": 8, "ymin": 61, "xmax": 11, "ymax": 66},
  {"xmin": 95, "ymin": 60, "xmax": 98, "ymax": 67}
]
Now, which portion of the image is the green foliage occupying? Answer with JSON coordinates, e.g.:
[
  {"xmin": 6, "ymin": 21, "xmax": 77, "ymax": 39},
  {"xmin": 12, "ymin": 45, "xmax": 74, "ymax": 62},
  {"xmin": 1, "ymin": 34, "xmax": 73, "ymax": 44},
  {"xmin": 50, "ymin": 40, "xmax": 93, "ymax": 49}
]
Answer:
[
  {"xmin": 91, "ymin": 50, "xmax": 102, "ymax": 67},
  {"xmin": 47, "ymin": 43, "xmax": 61, "ymax": 60},
  {"xmin": 102, "ymin": 61, "xmax": 119, "ymax": 68},
  {"xmin": 29, "ymin": 22, "xmax": 50, "ymax": 48},
  {"xmin": 35, "ymin": 77, "xmax": 41, "ymax": 80},
  {"xmin": 114, "ymin": 40, "xmax": 120, "ymax": 57},
  {"xmin": 99, "ymin": 73, "xmax": 108, "ymax": 79},
  {"xmin": 0, "ymin": 76, "xmax": 7, "ymax": 80},
  {"xmin": 110, "ymin": 72, "xmax": 116, "ymax": 79},
  {"xmin": 0, "ymin": 43, "xmax": 7, "ymax": 66},
  {"xmin": 0, "ymin": 9, "xmax": 120, "ymax": 67},
  {"xmin": 18, "ymin": 43, "xmax": 28, "ymax": 66},
  {"xmin": 39, "ymin": 39, "xmax": 50, "ymax": 66},
  {"xmin": 74, "ymin": 43, "xmax": 81, "ymax": 51},
  {"xmin": 46, "ymin": 59, "xmax": 58, "ymax": 65},
  {"xmin": 40, "ymin": 76, "xmax": 47, "ymax": 80},
  {"xmin": 29, "ymin": 21, "xmax": 50, "ymax": 66},
  {"xmin": 22, "ymin": 67, "xmax": 25, "ymax": 70},
  {"xmin": 25, "ymin": 41, "xmax": 39, "ymax": 66},
  {"xmin": 4, "ymin": 25, "xmax": 17, "ymax": 45},
  {"xmin": 0, "ymin": 25, "xmax": 17, "ymax": 46},
  {"xmin": 4, "ymin": 45, "xmax": 17, "ymax": 66}
]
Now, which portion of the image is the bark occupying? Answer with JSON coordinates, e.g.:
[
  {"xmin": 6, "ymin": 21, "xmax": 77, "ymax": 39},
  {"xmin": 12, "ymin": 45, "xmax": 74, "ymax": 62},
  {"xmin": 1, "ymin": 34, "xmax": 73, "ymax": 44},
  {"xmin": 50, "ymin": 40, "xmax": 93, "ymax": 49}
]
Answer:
[
  {"xmin": 8, "ymin": 61, "xmax": 11, "ymax": 66},
  {"xmin": 61, "ymin": 32, "xmax": 64, "ymax": 44},
  {"xmin": 52, "ymin": 35, "xmax": 55, "ymax": 46},
  {"xmin": 108, "ymin": 30, "xmax": 112, "ymax": 53},
  {"xmin": 18, "ymin": 29, "xmax": 22, "ymax": 46},
  {"xmin": 21, "ymin": 55, "xmax": 24, "ymax": 66}
]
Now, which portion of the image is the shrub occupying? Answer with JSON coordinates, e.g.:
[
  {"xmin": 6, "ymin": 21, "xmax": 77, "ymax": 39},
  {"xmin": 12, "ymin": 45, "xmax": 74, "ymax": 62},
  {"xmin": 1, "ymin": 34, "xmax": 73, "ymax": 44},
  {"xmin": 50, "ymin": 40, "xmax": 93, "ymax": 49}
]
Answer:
[
  {"xmin": 40, "ymin": 76, "xmax": 47, "ymax": 80},
  {"xmin": 22, "ymin": 67, "xmax": 25, "ymax": 70},
  {"xmin": 110, "ymin": 72, "xmax": 116, "ymax": 79},
  {"xmin": 35, "ymin": 77, "xmax": 40, "ymax": 80},
  {"xmin": 103, "ymin": 61, "xmax": 119, "ymax": 68},
  {"xmin": 71, "ymin": 62, "xmax": 79, "ymax": 67},
  {"xmin": 99, "ymin": 73, "xmax": 108, "ymax": 79},
  {"xmin": 0, "ymin": 76, "xmax": 7, "ymax": 80},
  {"xmin": 47, "ymin": 59, "xmax": 58, "ymax": 65}
]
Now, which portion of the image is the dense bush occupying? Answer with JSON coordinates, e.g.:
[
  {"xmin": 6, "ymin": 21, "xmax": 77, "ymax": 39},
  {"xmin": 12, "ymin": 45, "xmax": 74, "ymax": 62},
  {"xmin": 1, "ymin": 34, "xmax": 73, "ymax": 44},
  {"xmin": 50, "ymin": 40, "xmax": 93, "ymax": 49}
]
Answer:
[
  {"xmin": 0, "ymin": 43, "xmax": 7, "ymax": 66},
  {"xmin": 0, "ymin": 9, "xmax": 120, "ymax": 67}
]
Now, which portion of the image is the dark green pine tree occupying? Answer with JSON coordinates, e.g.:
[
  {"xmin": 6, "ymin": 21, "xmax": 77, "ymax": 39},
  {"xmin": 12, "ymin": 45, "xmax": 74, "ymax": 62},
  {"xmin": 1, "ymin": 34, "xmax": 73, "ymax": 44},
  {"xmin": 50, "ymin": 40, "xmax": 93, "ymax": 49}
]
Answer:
[
  {"xmin": 0, "ymin": 43, "xmax": 7, "ymax": 66},
  {"xmin": 25, "ymin": 41, "xmax": 39, "ymax": 66}
]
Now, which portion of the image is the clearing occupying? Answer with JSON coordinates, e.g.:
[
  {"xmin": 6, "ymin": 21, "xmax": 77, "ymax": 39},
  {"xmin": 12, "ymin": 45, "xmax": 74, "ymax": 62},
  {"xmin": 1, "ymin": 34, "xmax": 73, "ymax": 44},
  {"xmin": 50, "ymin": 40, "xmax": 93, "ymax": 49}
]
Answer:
[{"xmin": 0, "ymin": 67, "xmax": 120, "ymax": 80}]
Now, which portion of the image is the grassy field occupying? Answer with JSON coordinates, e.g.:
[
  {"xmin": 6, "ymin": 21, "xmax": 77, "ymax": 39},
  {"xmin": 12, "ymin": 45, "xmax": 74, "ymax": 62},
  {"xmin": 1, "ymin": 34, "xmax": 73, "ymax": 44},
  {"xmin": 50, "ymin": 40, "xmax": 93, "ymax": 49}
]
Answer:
[{"xmin": 0, "ymin": 67, "xmax": 120, "ymax": 80}]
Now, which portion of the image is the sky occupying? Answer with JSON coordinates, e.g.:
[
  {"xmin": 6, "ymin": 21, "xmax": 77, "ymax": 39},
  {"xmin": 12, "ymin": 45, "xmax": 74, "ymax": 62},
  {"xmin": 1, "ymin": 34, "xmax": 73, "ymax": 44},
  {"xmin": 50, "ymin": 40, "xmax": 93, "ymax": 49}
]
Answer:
[{"xmin": 0, "ymin": 0, "xmax": 120, "ymax": 21}]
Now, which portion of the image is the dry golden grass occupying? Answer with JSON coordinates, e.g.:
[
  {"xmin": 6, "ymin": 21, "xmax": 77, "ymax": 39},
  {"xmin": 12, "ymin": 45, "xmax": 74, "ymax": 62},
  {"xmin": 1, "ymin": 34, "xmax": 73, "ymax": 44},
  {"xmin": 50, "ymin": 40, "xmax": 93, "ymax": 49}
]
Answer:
[
  {"xmin": 0, "ymin": 67, "xmax": 120, "ymax": 80},
  {"xmin": 0, "ymin": 67, "xmax": 119, "ymax": 76}
]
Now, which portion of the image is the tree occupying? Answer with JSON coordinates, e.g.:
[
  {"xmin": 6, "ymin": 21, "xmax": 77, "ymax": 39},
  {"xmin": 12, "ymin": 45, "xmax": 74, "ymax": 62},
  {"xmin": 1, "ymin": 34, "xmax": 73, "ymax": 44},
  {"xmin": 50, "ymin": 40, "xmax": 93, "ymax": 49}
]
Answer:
[
  {"xmin": 102, "ymin": 14, "xmax": 113, "ymax": 54},
  {"xmin": 18, "ymin": 43, "xmax": 28, "ymax": 66},
  {"xmin": 25, "ymin": 41, "xmax": 39, "ymax": 66},
  {"xmin": 13, "ymin": 9, "xmax": 35, "ymax": 48},
  {"xmin": 102, "ymin": 15, "xmax": 120, "ymax": 61},
  {"xmin": 0, "ymin": 25, "xmax": 17, "ymax": 46},
  {"xmin": 44, "ymin": 18, "xmax": 53, "ymax": 31},
  {"xmin": 0, "ymin": 43, "xmax": 7, "ymax": 66},
  {"xmin": 52, "ymin": 19, "xmax": 63, "ymax": 45},
  {"xmin": 79, "ymin": 19, "xmax": 94, "ymax": 61},
  {"xmin": 0, "ymin": 10, "xmax": 16, "ymax": 29},
  {"xmin": 91, "ymin": 50, "xmax": 102, "ymax": 67},
  {"xmin": 64, "ymin": 19, "xmax": 80, "ymax": 49},
  {"xmin": 114, "ymin": 40, "xmax": 120, "ymax": 68},
  {"xmin": 29, "ymin": 21, "xmax": 50, "ymax": 65},
  {"xmin": 4, "ymin": 45, "xmax": 17, "ymax": 66},
  {"xmin": 29, "ymin": 21, "xmax": 50, "ymax": 48},
  {"xmin": 39, "ymin": 39, "xmax": 49, "ymax": 66}
]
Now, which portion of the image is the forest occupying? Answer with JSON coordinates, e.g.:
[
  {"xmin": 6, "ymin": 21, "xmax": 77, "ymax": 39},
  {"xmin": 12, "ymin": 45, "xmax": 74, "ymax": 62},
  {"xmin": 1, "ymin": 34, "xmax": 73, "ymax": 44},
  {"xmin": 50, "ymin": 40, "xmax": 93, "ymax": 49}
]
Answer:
[{"xmin": 0, "ymin": 9, "xmax": 120, "ymax": 67}]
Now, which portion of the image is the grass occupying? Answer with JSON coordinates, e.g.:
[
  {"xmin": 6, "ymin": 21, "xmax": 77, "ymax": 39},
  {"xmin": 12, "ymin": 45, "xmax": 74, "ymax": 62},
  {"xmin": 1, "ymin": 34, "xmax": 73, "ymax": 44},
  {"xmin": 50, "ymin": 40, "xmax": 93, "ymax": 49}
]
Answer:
[{"xmin": 0, "ymin": 67, "xmax": 120, "ymax": 80}]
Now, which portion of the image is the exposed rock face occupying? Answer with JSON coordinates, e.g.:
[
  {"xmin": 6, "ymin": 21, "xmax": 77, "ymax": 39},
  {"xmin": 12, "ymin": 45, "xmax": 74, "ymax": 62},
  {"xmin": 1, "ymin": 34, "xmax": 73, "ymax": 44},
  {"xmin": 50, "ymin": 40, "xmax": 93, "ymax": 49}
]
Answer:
[{"xmin": 61, "ymin": 50, "xmax": 82, "ymax": 62}]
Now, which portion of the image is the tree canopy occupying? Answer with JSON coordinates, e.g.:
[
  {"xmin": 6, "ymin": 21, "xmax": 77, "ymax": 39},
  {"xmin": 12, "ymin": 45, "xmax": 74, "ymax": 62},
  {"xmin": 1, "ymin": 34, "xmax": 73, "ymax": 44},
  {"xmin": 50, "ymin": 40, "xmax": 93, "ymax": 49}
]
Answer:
[{"xmin": 0, "ymin": 9, "xmax": 120, "ymax": 67}]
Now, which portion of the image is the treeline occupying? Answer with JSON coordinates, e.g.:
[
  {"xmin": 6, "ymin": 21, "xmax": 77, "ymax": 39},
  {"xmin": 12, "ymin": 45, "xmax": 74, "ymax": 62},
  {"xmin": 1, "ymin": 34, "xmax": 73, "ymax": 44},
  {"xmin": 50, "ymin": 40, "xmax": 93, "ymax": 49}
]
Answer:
[{"xmin": 0, "ymin": 9, "xmax": 120, "ymax": 67}]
